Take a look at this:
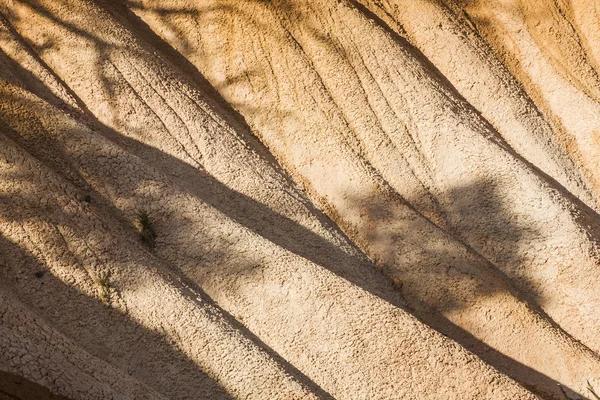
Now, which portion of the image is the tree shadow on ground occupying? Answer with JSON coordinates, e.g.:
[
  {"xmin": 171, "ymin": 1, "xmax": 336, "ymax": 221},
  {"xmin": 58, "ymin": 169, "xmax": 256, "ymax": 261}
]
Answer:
[
  {"xmin": 0, "ymin": 370, "xmax": 71, "ymax": 400},
  {"xmin": 88, "ymin": 109, "xmax": 587, "ymax": 400},
  {"xmin": 0, "ymin": 2, "xmax": 595, "ymax": 398},
  {"xmin": 0, "ymin": 232, "xmax": 235, "ymax": 400},
  {"xmin": 0, "ymin": 108, "xmax": 330, "ymax": 399},
  {"xmin": 0, "ymin": 91, "xmax": 334, "ymax": 400}
]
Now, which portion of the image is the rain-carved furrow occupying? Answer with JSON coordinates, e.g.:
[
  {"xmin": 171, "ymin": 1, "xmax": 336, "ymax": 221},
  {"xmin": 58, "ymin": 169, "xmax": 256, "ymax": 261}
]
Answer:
[
  {"xmin": 0, "ymin": 75, "xmax": 542, "ymax": 400},
  {"xmin": 446, "ymin": 0, "xmax": 600, "ymax": 199},
  {"xmin": 122, "ymin": 0, "xmax": 600, "ymax": 398},
  {"xmin": 0, "ymin": 109, "xmax": 325, "ymax": 400},
  {"xmin": 119, "ymin": 55, "xmax": 205, "ymax": 164},
  {"xmin": 566, "ymin": 0, "xmax": 600, "ymax": 76},
  {"xmin": 0, "ymin": 14, "xmax": 82, "ymax": 112},
  {"xmin": 107, "ymin": 58, "xmax": 201, "ymax": 167},
  {"xmin": 549, "ymin": 0, "xmax": 600, "ymax": 99},
  {"xmin": 4, "ymin": 0, "xmax": 600, "ymax": 399},
  {"xmin": 284, "ymin": 4, "xmax": 445, "ymax": 222},
  {"xmin": 361, "ymin": 0, "xmax": 600, "ymax": 212},
  {"xmin": 276, "ymin": 0, "xmax": 600, "ymax": 357},
  {"xmin": 0, "ymin": 3, "xmax": 544, "ymax": 396},
  {"xmin": 0, "ymin": 291, "xmax": 168, "ymax": 400}
]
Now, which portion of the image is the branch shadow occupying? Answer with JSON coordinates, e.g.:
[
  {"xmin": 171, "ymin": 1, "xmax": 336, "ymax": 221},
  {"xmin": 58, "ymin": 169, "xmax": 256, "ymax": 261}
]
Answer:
[
  {"xmin": 0, "ymin": 79, "xmax": 335, "ymax": 399},
  {"xmin": 0, "ymin": 370, "xmax": 71, "ymax": 400},
  {"xmin": 90, "ymin": 112, "xmax": 586, "ymax": 400},
  {"xmin": 0, "ymin": 232, "xmax": 234, "ymax": 400},
  {"xmin": 0, "ymin": 2, "xmax": 594, "ymax": 399}
]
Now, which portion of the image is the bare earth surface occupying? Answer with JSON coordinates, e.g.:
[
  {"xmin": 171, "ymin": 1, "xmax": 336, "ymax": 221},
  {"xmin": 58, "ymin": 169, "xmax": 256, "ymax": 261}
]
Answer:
[{"xmin": 1, "ymin": 0, "xmax": 600, "ymax": 399}]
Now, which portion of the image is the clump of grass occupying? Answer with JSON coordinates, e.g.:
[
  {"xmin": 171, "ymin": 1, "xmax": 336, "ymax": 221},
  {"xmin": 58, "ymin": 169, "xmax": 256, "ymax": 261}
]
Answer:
[
  {"xmin": 137, "ymin": 209, "xmax": 156, "ymax": 248},
  {"xmin": 96, "ymin": 273, "xmax": 110, "ymax": 304},
  {"xmin": 84, "ymin": 194, "xmax": 92, "ymax": 203}
]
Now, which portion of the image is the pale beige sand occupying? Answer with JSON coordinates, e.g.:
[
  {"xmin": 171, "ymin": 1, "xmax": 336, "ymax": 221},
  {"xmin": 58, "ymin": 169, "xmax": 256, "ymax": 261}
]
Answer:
[{"xmin": 1, "ymin": 0, "xmax": 600, "ymax": 399}]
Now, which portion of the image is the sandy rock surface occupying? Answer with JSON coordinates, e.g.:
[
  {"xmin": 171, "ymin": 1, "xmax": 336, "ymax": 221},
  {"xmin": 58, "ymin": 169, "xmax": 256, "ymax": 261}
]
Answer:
[{"xmin": 1, "ymin": 0, "xmax": 600, "ymax": 399}]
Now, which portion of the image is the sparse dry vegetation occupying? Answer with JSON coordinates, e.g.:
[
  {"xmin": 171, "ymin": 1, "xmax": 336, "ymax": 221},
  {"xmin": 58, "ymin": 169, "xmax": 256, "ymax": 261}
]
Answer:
[
  {"xmin": 3, "ymin": 0, "xmax": 600, "ymax": 398},
  {"xmin": 95, "ymin": 273, "xmax": 110, "ymax": 304},
  {"xmin": 136, "ymin": 209, "xmax": 156, "ymax": 248}
]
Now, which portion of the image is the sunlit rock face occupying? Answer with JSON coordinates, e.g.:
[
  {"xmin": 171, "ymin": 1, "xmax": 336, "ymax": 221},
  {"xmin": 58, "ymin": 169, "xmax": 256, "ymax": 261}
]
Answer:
[{"xmin": 1, "ymin": 1, "xmax": 600, "ymax": 399}]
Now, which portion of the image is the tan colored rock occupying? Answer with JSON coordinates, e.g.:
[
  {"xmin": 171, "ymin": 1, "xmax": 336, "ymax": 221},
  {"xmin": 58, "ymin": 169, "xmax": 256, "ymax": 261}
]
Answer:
[{"xmin": 2, "ymin": 0, "xmax": 600, "ymax": 399}]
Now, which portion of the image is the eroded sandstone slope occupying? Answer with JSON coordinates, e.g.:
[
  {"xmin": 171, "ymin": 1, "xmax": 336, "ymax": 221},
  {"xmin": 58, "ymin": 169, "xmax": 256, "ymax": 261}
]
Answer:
[{"xmin": 1, "ymin": 0, "xmax": 600, "ymax": 399}]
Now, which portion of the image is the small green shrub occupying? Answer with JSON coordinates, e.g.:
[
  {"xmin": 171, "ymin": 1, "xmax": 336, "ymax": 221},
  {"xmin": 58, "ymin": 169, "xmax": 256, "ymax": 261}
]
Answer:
[
  {"xmin": 96, "ymin": 274, "xmax": 110, "ymax": 304},
  {"xmin": 137, "ymin": 209, "xmax": 156, "ymax": 248},
  {"xmin": 84, "ymin": 194, "xmax": 92, "ymax": 203}
]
